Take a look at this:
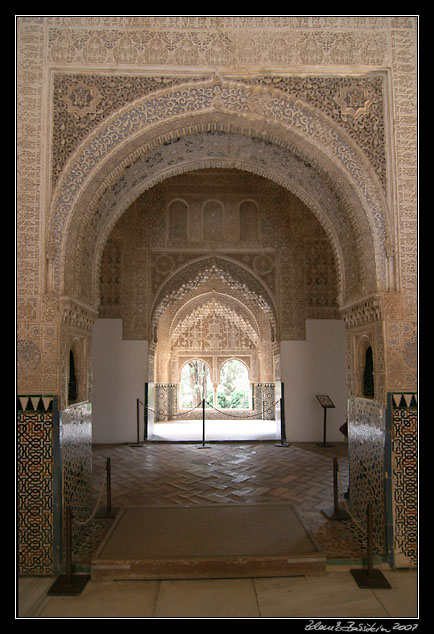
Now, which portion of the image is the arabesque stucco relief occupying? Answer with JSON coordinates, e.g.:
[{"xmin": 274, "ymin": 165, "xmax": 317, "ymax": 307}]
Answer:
[{"xmin": 16, "ymin": 16, "xmax": 417, "ymax": 403}]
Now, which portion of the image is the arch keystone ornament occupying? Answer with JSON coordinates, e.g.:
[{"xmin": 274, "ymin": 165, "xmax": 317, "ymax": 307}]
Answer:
[
  {"xmin": 335, "ymin": 85, "xmax": 373, "ymax": 121},
  {"xmin": 62, "ymin": 83, "xmax": 102, "ymax": 118}
]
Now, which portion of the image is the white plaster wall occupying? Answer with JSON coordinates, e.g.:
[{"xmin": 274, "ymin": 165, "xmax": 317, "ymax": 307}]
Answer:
[
  {"xmin": 280, "ymin": 320, "xmax": 347, "ymax": 443},
  {"xmin": 92, "ymin": 318, "xmax": 346, "ymax": 444},
  {"xmin": 92, "ymin": 319, "xmax": 148, "ymax": 444}
]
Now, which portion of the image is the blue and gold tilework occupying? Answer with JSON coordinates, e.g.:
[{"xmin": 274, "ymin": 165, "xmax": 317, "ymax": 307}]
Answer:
[
  {"xmin": 17, "ymin": 396, "xmax": 61, "ymax": 575},
  {"xmin": 386, "ymin": 392, "xmax": 417, "ymax": 567}
]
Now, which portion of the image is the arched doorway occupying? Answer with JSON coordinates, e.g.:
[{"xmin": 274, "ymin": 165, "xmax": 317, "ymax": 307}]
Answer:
[
  {"xmin": 50, "ymin": 78, "xmax": 400, "ymax": 558},
  {"xmin": 147, "ymin": 248, "xmax": 281, "ymax": 440},
  {"xmin": 91, "ymin": 167, "xmax": 347, "ymax": 443},
  {"xmin": 15, "ymin": 18, "xmax": 417, "ymax": 580}
]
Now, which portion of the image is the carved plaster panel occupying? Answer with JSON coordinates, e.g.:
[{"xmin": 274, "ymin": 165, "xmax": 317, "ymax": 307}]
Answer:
[
  {"xmin": 52, "ymin": 73, "xmax": 386, "ymax": 190},
  {"xmin": 51, "ymin": 79, "xmax": 387, "ymax": 310}
]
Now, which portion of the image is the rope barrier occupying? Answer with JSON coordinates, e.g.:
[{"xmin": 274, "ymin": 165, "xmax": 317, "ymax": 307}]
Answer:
[
  {"xmin": 203, "ymin": 400, "xmax": 280, "ymax": 418},
  {"xmin": 204, "ymin": 402, "xmax": 264, "ymax": 419},
  {"xmin": 72, "ymin": 470, "xmax": 106, "ymax": 526},
  {"xmin": 144, "ymin": 401, "xmax": 203, "ymax": 419},
  {"xmin": 162, "ymin": 401, "xmax": 203, "ymax": 418},
  {"xmin": 143, "ymin": 399, "xmax": 281, "ymax": 420}
]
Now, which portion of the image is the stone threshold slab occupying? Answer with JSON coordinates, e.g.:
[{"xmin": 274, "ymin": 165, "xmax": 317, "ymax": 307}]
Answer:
[{"xmin": 91, "ymin": 503, "xmax": 326, "ymax": 580}]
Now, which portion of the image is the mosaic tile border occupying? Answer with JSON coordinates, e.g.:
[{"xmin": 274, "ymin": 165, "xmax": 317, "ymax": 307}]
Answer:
[
  {"xmin": 155, "ymin": 384, "xmax": 177, "ymax": 421},
  {"xmin": 254, "ymin": 383, "xmax": 276, "ymax": 420},
  {"xmin": 385, "ymin": 392, "xmax": 417, "ymax": 568},
  {"xmin": 17, "ymin": 395, "xmax": 61, "ymax": 575}
]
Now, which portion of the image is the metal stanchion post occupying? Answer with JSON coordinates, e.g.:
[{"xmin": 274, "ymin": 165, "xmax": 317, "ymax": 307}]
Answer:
[
  {"xmin": 96, "ymin": 457, "xmax": 118, "ymax": 518},
  {"xmin": 106, "ymin": 457, "xmax": 112, "ymax": 515},
  {"xmin": 47, "ymin": 506, "xmax": 90, "ymax": 596},
  {"xmin": 317, "ymin": 407, "xmax": 333, "ymax": 447},
  {"xmin": 350, "ymin": 503, "xmax": 391, "ymax": 589},
  {"xmin": 275, "ymin": 396, "xmax": 291, "ymax": 447},
  {"xmin": 322, "ymin": 458, "xmax": 350, "ymax": 520},
  {"xmin": 198, "ymin": 398, "xmax": 211, "ymax": 448},
  {"xmin": 131, "ymin": 398, "xmax": 144, "ymax": 447}
]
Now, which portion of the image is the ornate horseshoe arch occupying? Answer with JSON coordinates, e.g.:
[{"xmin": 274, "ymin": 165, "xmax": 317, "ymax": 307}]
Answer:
[
  {"xmin": 150, "ymin": 255, "xmax": 279, "ymax": 347},
  {"xmin": 48, "ymin": 78, "xmax": 392, "ymax": 310}
]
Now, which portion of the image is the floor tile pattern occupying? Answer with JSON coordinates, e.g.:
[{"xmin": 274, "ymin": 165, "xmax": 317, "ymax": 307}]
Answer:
[{"xmin": 83, "ymin": 441, "xmax": 371, "ymax": 564}]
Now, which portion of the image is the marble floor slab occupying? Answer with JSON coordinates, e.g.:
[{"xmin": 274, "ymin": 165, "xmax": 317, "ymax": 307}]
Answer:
[
  {"xmin": 28, "ymin": 570, "xmax": 418, "ymax": 619},
  {"xmin": 151, "ymin": 418, "xmax": 280, "ymax": 441}
]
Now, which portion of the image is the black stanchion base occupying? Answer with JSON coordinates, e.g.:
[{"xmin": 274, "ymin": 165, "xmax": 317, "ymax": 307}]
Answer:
[
  {"xmin": 350, "ymin": 568, "xmax": 391, "ymax": 589},
  {"xmin": 322, "ymin": 505, "xmax": 350, "ymax": 521},
  {"xmin": 197, "ymin": 444, "xmax": 212, "ymax": 449},
  {"xmin": 275, "ymin": 442, "xmax": 291, "ymax": 447},
  {"xmin": 316, "ymin": 442, "xmax": 334, "ymax": 447},
  {"xmin": 95, "ymin": 507, "xmax": 120, "ymax": 519},
  {"xmin": 47, "ymin": 574, "xmax": 90, "ymax": 596}
]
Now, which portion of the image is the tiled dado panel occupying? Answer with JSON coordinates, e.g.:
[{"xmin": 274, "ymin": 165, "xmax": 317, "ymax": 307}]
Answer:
[
  {"xmin": 17, "ymin": 396, "xmax": 61, "ymax": 575},
  {"xmin": 155, "ymin": 384, "xmax": 177, "ymax": 421},
  {"xmin": 348, "ymin": 396, "xmax": 387, "ymax": 554},
  {"xmin": 60, "ymin": 401, "xmax": 92, "ymax": 555},
  {"xmin": 348, "ymin": 394, "xmax": 418, "ymax": 567},
  {"xmin": 17, "ymin": 398, "xmax": 93, "ymax": 574},
  {"xmin": 385, "ymin": 393, "xmax": 417, "ymax": 568},
  {"xmin": 254, "ymin": 383, "xmax": 276, "ymax": 420}
]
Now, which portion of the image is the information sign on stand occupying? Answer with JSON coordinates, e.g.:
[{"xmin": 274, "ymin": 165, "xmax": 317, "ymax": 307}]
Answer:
[{"xmin": 316, "ymin": 395, "xmax": 335, "ymax": 447}]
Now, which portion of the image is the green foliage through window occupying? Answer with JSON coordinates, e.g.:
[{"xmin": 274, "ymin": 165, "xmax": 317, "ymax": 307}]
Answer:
[{"xmin": 217, "ymin": 359, "xmax": 250, "ymax": 409}]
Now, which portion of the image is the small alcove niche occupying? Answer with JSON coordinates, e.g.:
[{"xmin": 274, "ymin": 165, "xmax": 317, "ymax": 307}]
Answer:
[
  {"xmin": 363, "ymin": 345, "xmax": 375, "ymax": 399},
  {"xmin": 68, "ymin": 350, "xmax": 77, "ymax": 404},
  {"xmin": 68, "ymin": 338, "xmax": 85, "ymax": 405},
  {"xmin": 357, "ymin": 335, "xmax": 375, "ymax": 399}
]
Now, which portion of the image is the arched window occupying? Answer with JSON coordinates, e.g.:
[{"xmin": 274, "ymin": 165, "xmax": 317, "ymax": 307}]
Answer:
[
  {"xmin": 203, "ymin": 200, "xmax": 224, "ymax": 241},
  {"xmin": 180, "ymin": 360, "xmax": 212, "ymax": 408},
  {"xmin": 168, "ymin": 199, "xmax": 188, "ymax": 240},
  {"xmin": 217, "ymin": 359, "xmax": 250, "ymax": 409},
  {"xmin": 239, "ymin": 200, "xmax": 258, "ymax": 241},
  {"xmin": 363, "ymin": 346, "xmax": 375, "ymax": 398}
]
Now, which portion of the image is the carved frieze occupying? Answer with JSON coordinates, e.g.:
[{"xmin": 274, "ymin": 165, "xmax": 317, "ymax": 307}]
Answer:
[
  {"xmin": 341, "ymin": 296, "xmax": 382, "ymax": 329},
  {"xmin": 61, "ymin": 298, "xmax": 98, "ymax": 333}
]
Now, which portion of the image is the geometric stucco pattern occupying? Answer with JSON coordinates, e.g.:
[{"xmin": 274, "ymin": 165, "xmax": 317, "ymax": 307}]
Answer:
[
  {"xmin": 53, "ymin": 73, "xmax": 386, "ymax": 189},
  {"xmin": 58, "ymin": 123, "xmax": 381, "ymax": 319},
  {"xmin": 51, "ymin": 79, "xmax": 389, "ymax": 307},
  {"xmin": 52, "ymin": 73, "xmax": 207, "ymax": 185},
  {"xmin": 98, "ymin": 170, "xmax": 340, "ymax": 345}
]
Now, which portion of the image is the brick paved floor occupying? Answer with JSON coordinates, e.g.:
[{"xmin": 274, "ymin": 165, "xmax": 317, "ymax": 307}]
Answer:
[{"xmin": 88, "ymin": 441, "xmax": 368, "ymax": 562}]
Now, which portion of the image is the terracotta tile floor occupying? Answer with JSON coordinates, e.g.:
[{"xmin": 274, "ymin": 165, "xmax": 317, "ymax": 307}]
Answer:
[{"xmin": 88, "ymin": 441, "xmax": 369, "ymax": 562}]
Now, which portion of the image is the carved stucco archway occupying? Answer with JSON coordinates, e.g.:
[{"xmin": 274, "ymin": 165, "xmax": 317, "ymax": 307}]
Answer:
[
  {"xmin": 150, "ymin": 255, "xmax": 278, "ymax": 345},
  {"xmin": 47, "ymin": 78, "xmax": 393, "ymax": 313},
  {"xmin": 151, "ymin": 259, "xmax": 277, "ymax": 391}
]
